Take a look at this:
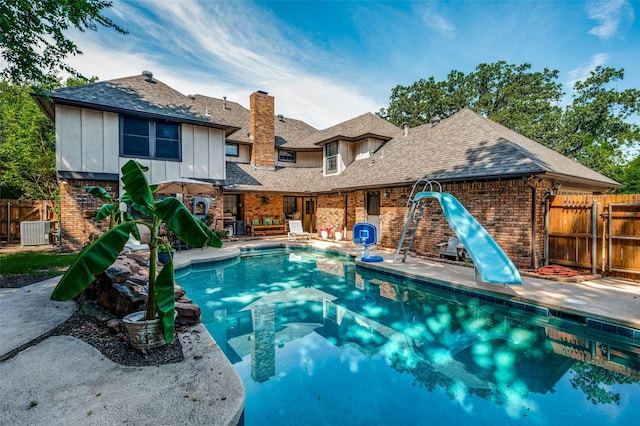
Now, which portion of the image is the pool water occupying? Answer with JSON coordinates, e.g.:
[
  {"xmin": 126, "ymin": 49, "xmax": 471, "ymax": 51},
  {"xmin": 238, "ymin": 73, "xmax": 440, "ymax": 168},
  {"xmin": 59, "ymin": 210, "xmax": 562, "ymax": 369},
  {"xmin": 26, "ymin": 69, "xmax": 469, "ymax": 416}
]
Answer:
[{"xmin": 176, "ymin": 249, "xmax": 640, "ymax": 425}]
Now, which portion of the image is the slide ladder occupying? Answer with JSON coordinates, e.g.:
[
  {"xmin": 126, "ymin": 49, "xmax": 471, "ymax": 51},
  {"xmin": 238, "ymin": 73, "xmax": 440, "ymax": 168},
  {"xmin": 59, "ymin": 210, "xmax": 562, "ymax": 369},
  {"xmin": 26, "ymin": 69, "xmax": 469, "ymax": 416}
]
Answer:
[{"xmin": 393, "ymin": 179, "xmax": 442, "ymax": 263}]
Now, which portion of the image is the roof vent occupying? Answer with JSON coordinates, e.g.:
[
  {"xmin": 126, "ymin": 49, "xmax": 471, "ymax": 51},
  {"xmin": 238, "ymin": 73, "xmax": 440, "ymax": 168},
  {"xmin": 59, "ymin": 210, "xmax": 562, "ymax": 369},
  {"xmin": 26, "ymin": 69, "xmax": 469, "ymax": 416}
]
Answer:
[
  {"xmin": 430, "ymin": 116, "xmax": 441, "ymax": 127},
  {"xmin": 223, "ymin": 96, "xmax": 228, "ymax": 110},
  {"xmin": 277, "ymin": 114, "xmax": 284, "ymax": 122},
  {"xmin": 402, "ymin": 122, "xmax": 409, "ymax": 136},
  {"xmin": 142, "ymin": 70, "xmax": 154, "ymax": 82}
]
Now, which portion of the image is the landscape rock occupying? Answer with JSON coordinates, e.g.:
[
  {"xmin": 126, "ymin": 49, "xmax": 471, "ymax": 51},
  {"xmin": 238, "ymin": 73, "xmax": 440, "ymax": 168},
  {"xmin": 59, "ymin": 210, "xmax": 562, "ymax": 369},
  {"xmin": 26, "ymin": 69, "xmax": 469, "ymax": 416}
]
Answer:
[
  {"xmin": 175, "ymin": 302, "xmax": 201, "ymax": 325},
  {"xmin": 79, "ymin": 253, "xmax": 202, "ymax": 325}
]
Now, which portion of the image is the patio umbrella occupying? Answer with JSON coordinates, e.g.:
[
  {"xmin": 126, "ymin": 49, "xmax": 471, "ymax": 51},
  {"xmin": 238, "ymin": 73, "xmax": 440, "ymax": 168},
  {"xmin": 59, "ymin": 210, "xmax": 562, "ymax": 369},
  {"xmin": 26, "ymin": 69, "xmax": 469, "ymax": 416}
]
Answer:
[{"xmin": 153, "ymin": 177, "xmax": 215, "ymax": 195}]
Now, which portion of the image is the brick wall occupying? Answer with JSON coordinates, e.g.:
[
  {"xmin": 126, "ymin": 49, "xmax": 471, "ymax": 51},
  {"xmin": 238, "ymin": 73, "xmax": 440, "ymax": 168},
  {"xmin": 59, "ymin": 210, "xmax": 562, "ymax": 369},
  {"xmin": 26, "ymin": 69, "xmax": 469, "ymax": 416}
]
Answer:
[
  {"xmin": 316, "ymin": 193, "xmax": 347, "ymax": 238},
  {"xmin": 249, "ymin": 92, "xmax": 275, "ymax": 170},
  {"xmin": 244, "ymin": 193, "xmax": 285, "ymax": 225},
  {"xmin": 317, "ymin": 179, "xmax": 549, "ymax": 267},
  {"xmin": 59, "ymin": 179, "xmax": 119, "ymax": 252}
]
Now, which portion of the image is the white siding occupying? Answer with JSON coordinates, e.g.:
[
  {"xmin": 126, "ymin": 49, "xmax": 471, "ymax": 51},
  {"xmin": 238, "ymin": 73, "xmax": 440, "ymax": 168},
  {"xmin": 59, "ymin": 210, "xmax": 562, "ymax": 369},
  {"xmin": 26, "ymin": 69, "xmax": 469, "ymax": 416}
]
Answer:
[
  {"xmin": 103, "ymin": 112, "xmax": 119, "ymax": 173},
  {"xmin": 56, "ymin": 105, "xmax": 82, "ymax": 171},
  {"xmin": 193, "ymin": 126, "xmax": 210, "ymax": 178},
  {"xmin": 276, "ymin": 151, "xmax": 322, "ymax": 168},
  {"xmin": 226, "ymin": 144, "xmax": 251, "ymax": 163},
  {"xmin": 81, "ymin": 109, "xmax": 105, "ymax": 172},
  {"xmin": 208, "ymin": 128, "xmax": 225, "ymax": 180},
  {"xmin": 56, "ymin": 106, "xmax": 226, "ymax": 182},
  {"xmin": 180, "ymin": 124, "xmax": 195, "ymax": 178}
]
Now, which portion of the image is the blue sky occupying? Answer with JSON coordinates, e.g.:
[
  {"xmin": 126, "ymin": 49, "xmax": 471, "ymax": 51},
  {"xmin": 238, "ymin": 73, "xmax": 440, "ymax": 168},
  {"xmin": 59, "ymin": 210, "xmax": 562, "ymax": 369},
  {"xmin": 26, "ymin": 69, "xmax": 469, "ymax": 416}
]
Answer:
[{"xmin": 66, "ymin": 0, "xmax": 638, "ymax": 129}]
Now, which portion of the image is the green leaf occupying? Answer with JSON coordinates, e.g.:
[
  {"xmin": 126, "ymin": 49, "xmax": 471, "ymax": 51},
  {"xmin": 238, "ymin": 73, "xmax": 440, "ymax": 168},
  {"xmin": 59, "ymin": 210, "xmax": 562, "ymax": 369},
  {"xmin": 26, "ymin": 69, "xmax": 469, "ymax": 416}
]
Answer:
[
  {"xmin": 155, "ymin": 261, "xmax": 175, "ymax": 344},
  {"xmin": 155, "ymin": 198, "xmax": 221, "ymax": 248},
  {"xmin": 51, "ymin": 222, "xmax": 136, "ymax": 300},
  {"xmin": 121, "ymin": 160, "xmax": 154, "ymax": 216},
  {"xmin": 86, "ymin": 186, "xmax": 112, "ymax": 202},
  {"xmin": 95, "ymin": 203, "xmax": 116, "ymax": 222}
]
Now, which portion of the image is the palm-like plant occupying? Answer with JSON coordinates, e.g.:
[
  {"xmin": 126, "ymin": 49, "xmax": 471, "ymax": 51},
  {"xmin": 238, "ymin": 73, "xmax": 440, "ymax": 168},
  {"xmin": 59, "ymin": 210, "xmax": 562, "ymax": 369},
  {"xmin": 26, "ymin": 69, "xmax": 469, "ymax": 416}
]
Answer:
[{"xmin": 51, "ymin": 160, "xmax": 222, "ymax": 344}]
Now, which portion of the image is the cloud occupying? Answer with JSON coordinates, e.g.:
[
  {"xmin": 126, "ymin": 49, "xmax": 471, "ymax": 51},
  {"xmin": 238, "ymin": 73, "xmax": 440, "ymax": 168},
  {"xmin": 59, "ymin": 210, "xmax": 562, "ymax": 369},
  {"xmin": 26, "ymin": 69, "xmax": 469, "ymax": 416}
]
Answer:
[
  {"xmin": 421, "ymin": 5, "xmax": 455, "ymax": 35},
  {"xmin": 64, "ymin": 0, "xmax": 379, "ymax": 128},
  {"xmin": 587, "ymin": 0, "xmax": 634, "ymax": 39},
  {"xmin": 566, "ymin": 53, "xmax": 609, "ymax": 88}
]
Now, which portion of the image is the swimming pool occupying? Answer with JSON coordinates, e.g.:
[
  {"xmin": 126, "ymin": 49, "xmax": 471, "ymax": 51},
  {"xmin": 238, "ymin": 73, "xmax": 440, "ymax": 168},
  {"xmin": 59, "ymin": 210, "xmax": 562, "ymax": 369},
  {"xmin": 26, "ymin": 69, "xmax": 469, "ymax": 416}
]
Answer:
[{"xmin": 176, "ymin": 248, "xmax": 640, "ymax": 425}]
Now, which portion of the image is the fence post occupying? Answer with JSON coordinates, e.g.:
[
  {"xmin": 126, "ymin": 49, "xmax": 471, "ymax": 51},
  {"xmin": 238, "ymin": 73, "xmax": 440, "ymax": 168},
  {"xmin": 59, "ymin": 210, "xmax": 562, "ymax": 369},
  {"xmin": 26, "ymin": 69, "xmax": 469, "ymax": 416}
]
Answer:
[{"xmin": 591, "ymin": 200, "xmax": 597, "ymax": 276}]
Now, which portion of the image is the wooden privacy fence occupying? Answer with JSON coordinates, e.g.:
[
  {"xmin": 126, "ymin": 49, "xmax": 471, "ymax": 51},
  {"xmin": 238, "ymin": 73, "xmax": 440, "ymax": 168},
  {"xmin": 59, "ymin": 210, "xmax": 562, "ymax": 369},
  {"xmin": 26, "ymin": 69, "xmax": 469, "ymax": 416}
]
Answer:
[
  {"xmin": 547, "ymin": 193, "xmax": 640, "ymax": 280},
  {"xmin": 0, "ymin": 199, "xmax": 56, "ymax": 244}
]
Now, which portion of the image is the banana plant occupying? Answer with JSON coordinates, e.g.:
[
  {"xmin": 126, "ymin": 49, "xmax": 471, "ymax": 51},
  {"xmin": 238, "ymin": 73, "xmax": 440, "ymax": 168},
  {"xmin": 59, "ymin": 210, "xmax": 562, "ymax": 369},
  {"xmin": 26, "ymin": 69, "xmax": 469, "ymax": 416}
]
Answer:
[
  {"xmin": 86, "ymin": 186, "xmax": 134, "ymax": 230},
  {"xmin": 51, "ymin": 159, "xmax": 222, "ymax": 344}
]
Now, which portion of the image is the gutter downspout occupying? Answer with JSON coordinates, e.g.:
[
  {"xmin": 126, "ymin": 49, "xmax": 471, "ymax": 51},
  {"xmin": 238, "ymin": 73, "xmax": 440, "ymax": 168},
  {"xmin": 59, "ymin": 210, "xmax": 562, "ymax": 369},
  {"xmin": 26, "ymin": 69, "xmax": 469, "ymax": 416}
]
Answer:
[{"xmin": 523, "ymin": 177, "xmax": 537, "ymax": 268}]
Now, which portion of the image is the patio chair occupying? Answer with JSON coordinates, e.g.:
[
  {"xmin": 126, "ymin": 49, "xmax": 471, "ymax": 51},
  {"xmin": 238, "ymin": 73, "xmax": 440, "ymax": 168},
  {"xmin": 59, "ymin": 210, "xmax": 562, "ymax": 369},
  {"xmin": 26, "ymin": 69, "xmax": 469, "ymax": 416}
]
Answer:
[
  {"xmin": 437, "ymin": 236, "xmax": 465, "ymax": 261},
  {"xmin": 124, "ymin": 233, "xmax": 149, "ymax": 253},
  {"xmin": 288, "ymin": 220, "xmax": 311, "ymax": 240}
]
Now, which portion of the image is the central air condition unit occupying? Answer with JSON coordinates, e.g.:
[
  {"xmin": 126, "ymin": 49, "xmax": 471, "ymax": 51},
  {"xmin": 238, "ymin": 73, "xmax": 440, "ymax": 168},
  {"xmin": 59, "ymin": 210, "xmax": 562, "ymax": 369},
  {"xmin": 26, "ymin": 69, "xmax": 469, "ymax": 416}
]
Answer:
[{"xmin": 20, "ymin": 221, "xmax": 51, "ymax": 246}]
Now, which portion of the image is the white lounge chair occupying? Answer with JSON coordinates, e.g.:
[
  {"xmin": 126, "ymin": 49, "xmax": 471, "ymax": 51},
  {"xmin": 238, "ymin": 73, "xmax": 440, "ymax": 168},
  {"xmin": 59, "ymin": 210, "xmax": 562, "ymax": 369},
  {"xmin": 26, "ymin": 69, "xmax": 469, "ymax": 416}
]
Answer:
[
  {"xmin": 124, "ymin": 233, "xmax": 149, "ymax": 253},
  {"xmin": 288, "ymin": 220, "xmax": 311, "ymax": 240}
]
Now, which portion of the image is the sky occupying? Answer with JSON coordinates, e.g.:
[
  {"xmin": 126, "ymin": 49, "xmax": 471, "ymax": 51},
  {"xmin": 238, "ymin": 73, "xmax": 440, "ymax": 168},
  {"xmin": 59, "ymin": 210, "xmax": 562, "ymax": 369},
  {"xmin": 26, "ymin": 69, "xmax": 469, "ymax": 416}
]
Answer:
[{"xmin": 64, "ymin": 0, "xmax": 639, "ymax": 129}]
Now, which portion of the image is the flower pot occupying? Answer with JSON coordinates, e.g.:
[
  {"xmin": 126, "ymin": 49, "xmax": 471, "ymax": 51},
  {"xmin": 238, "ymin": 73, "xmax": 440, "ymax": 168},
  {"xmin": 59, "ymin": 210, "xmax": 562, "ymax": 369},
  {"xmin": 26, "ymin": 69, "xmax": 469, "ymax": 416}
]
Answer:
[
  {"xmin": 335, "ymin": 232, "xmax": 343, "ymax": 241},
  {"xmin": 158, "ymin": 251, "xmax": 173, "ymax": 264},
  {"xmin": 321, "ymin": 231, "xmax": 328, "ymax": 239},
  {"xmin": 123, "ymin": 311, "xmax": 166, "ymax": 350}
]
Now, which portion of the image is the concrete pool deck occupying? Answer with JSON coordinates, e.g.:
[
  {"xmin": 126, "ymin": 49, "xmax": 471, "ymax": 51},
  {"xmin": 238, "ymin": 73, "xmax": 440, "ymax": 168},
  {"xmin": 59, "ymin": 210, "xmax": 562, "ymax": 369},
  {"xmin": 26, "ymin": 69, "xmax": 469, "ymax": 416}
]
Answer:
[{"xmin": 1, "ymin": 237, "xmax": 639, "ymax": 425}]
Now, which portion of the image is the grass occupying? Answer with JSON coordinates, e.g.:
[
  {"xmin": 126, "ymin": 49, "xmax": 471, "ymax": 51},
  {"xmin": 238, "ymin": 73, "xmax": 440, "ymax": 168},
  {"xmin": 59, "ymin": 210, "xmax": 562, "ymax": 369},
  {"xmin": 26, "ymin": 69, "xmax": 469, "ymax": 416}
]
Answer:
[{"xmin": 0, "ymin": 251, "xmax": 76, "ymax": 286}]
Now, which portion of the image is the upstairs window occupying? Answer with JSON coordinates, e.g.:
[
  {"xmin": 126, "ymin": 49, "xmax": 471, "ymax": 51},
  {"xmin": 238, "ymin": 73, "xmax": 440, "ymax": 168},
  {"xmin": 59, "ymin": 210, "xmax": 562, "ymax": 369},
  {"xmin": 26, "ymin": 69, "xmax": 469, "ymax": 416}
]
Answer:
[
  {"xmin": 225, "ymin": 143, "xmax": 239, "ymax": 157},
  {"xmin": 121, "ymin": 115, "xmax": 181, "ymax": 161},
  {"xmin": 278, "ymin": 150, "xmax": 296, "ymax": 163},
  {"xmin": 325, "ymin": 141, "xmax": 338, "ymax": 173}
]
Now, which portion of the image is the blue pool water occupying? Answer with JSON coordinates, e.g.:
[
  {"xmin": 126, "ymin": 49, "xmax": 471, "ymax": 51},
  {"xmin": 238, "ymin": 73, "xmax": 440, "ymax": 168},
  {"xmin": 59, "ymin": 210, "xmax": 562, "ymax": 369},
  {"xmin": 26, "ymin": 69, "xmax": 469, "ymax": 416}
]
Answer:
[{"xmin": 176, "ymin": 249, "xmax": 640, "ymax": 425}]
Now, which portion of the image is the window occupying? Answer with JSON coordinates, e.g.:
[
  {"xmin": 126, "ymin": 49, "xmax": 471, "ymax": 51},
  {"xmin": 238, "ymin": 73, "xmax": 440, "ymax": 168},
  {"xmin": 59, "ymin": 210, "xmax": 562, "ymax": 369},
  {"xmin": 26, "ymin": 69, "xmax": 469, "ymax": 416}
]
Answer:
[
  {"xmin": 120, "ymin": 115, "xmax": 181, "ymax": 160},
  {"xmin": 278, "ymin": 150, "xmax": 296, "ymax": 163},
  {"xmin": 225, "ymin": 143, "xmax": 239, "ymax": 157},
  {"xmin": 223, "ymin": 194, "xmax": 239, "ymax": 216},
  {"xmin": 325, "ymin": 141, "xmax": 338, "ymax": 173},
  {"xmin": 284, "ymin": 196, "xmax": 297, "ymax": 215}
]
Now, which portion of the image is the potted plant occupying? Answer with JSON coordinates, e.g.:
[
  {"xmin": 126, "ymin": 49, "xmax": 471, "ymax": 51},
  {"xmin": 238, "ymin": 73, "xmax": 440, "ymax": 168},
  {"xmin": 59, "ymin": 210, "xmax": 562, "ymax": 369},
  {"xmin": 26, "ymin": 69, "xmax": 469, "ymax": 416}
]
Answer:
[
  {"xmin": 334, "ymin": 227, "xmax": 343, "ymax": 241},
  {"xmin": 157, "ymin": 244, "xmax": 175, "ymax": 264},
  {"xmin": 51, "ymin": 160, "xmax": 223, "ymax": 349},
  {"xmin": 319, "ymin": 226, "xmax": 331, "ymax": 239}
]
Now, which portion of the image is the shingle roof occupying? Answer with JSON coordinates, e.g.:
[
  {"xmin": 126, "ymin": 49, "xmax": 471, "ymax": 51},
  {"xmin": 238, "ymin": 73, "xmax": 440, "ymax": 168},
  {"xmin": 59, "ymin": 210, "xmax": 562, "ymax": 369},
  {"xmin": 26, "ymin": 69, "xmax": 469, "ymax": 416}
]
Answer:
[
  {"xmin": 42, "ymin": 73, "xmax": 239, "ymax": 133},
  {"xmin": 224, "ymin": 108, "xmax": 619, "ymax": 193},
  {"xmin": 325, "ymin": 108, "xmax": 620, "ymax": 190},
  {"xmin": 225, "ymin": 162, "xmax": 323, "ymax": 193},
  {"xmin": 303, "ymin": 112, "xmax": 403, "ymax": 145}
]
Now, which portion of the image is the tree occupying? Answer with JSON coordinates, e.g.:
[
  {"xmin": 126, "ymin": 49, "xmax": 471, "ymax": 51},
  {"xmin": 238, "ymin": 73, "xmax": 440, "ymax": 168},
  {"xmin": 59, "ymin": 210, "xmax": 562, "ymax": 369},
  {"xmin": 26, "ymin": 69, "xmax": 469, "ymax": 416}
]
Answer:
[
  {"xmin": 0, "ymin": 80, "xmax": 56, "ymax": 199},
  {"xmin": 378, "ymin": 62, "xmax": 563, "ymax": 138},
  {"xmin": 378, "ymin": 62, "xmax": 640, "ymax": 182},
  {"xmin": 551, "ymin": 67, "xmax": 640, "ymax": 182},
  {"xmin": 570, "ymin": 362, "xmax": 638, "ymax": 405},
  {"xmin": 0, "ymin": 76, "xmax": 94, "ymax": 200},
  {"xmin": 0, "ymin": 0, "xmax": 126, "ymax": 85}
]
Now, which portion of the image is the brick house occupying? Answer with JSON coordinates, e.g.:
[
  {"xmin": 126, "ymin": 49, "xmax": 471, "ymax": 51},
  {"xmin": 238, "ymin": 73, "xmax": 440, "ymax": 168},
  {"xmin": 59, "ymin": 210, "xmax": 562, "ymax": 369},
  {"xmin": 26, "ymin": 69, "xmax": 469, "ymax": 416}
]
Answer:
[{"xmin": 35, "ymin": 71, "xmax": 620, "ymax": 267}]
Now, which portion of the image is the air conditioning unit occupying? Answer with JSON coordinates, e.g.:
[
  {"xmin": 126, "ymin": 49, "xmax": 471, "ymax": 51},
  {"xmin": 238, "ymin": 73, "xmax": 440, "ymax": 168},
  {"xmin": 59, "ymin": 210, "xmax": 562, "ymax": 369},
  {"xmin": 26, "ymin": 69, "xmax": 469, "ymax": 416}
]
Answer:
[{"xmin": 20, "ymin": 221, "xmax": 52, "ymax": 246}]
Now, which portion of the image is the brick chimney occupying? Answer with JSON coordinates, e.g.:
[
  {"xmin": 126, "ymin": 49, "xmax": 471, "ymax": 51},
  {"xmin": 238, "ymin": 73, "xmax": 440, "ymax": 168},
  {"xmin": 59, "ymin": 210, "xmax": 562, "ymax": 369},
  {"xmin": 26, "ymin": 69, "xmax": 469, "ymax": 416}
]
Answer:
[{"xmin": 250, "ymin": 91, "xmax": 275, "ymax": 170}]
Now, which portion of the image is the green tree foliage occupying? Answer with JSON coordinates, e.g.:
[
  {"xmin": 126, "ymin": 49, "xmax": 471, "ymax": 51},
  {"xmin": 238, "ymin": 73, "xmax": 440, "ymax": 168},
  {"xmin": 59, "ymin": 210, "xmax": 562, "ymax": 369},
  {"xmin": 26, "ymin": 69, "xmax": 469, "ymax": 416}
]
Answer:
[
  {"xmin": 0, "ymin": 77, "xmax": 94, "ymax": 200},
  {"xmin": 0, "ymin": 80, "xmax": 56, "ymax": 199},
  {"xmin": 378, "ymin": 62, "xmax": 640, "ymax": 184},
  {"xmin": 0, "ymin": 0, "xmax": 126, "ymax": 85},
  {"xmin": 552, "ymin": 67, "xmax": 640, "ymax": 183},
  {"xmin": 570, "ymin": 362, "xmax": 638, "ymax": 405}
]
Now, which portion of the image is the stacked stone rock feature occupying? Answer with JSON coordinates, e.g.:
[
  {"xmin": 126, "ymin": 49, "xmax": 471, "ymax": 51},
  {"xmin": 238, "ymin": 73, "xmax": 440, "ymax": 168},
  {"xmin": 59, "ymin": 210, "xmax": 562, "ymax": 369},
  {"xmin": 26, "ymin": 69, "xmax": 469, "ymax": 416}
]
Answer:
[{"xmin": 80, "ymin": 253, "xmax": 201, "ymax": 326}]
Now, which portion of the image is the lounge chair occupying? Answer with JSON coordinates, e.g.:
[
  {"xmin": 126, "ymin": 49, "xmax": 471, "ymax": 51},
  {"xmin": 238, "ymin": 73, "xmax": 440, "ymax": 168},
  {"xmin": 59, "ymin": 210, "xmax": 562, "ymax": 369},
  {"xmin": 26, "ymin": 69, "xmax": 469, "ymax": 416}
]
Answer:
[
  {"xmin": 124, "ymin": 233, "xmax": 149, "ymax": 253},
  {"xmin": 437, "ymin": 236, "xmax": 465, "ymax": 260},
  {"xmin": 288, "ymin": 220, "xmax": 311, "ymax": 240}
]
